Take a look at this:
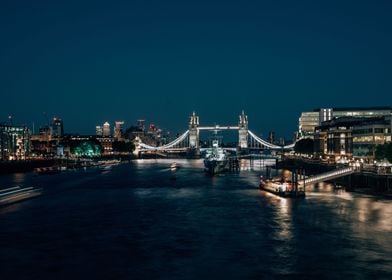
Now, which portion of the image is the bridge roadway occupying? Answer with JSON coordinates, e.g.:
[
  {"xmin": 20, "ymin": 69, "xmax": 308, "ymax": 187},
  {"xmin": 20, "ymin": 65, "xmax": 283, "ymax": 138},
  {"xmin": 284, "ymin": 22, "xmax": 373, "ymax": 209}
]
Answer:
[{"xmin": 198, "ymin": 126, "xmax": 239, "ymax": 130}]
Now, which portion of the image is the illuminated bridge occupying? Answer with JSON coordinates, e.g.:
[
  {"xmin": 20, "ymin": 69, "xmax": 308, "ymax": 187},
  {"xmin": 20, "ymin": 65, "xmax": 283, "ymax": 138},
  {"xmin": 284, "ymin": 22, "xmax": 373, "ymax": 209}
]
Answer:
[{"xmin": 136, "ymin": 111, "xmax": 296, "ymax": 155}]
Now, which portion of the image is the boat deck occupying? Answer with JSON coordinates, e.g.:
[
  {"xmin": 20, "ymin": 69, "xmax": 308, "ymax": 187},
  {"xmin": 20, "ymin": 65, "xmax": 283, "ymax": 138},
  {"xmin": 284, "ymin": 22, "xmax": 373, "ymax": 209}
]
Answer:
[{"xmin": 259, "ymin": 179, "xmax": 305, "ymax": 198}]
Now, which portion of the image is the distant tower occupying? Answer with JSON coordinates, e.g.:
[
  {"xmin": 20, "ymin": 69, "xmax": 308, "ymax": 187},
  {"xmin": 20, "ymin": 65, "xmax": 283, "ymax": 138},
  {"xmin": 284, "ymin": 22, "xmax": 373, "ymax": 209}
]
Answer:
[
  {"xmin": 268, "ymin": 131, "xmax": 275, "ymax": 144},
  {"xmin": 51, "ymin": 117, "xmax": 64, "ymax": 138},
  {"xmin": 188, "ymin": 112, "xmax": 199, "ymax": 149},
  {"xmin": 238, "ymin": 111, "xmax": 248, "ymax": 149},
  {"xmin": 96, "ymin": 125, "xmax": 103, "ymax": 136},
  {"xmin": 114, "ymin": 121, "xmax": 124, "ymax": 140},
  {"xmin": 103, "ymin": 122, "xmax": 111, "ymax": 137},
  {"xmin": 137, "ymin": 119, "xmax": 145, "ymax": 132}
]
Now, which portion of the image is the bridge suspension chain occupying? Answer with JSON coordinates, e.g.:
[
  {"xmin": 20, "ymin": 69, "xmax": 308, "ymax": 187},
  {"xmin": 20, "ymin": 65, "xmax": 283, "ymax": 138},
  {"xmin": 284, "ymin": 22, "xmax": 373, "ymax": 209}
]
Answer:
[
  {"xmin": 248, "ymin": 130, "xmax": 295, "ymax": 150},
  {"xmin": 139, "ymin": 130, "xmax": 190, "ymax": 151}
]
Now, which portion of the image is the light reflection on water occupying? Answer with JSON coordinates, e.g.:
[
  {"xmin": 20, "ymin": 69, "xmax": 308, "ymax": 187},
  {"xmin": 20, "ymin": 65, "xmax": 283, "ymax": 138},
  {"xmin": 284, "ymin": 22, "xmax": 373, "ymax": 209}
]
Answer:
[
  {"xmin": 276, "ymin": 198, "xmax": 293, "ymax": 241},
  {"xmin": 12, "ymin": 173, "xmax": 26, "ymax": 185}
]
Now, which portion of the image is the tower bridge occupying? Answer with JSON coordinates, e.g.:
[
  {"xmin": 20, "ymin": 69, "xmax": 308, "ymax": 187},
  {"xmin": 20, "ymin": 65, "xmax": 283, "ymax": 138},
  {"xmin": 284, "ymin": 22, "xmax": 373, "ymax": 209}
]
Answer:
[{"xmin": 135, "ymin": 111, "xmax": 295, "ymax": 155}]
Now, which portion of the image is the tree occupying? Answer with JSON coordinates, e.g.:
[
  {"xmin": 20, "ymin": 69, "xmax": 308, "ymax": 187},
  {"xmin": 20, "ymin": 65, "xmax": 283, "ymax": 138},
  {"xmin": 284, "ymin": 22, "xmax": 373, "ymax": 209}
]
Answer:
[
  {"xmin": 294, "ymin": 138, "xmax": 314, "ymax": 155},
  {"xmin": 71, "ymin": 140, "xmax": 102, "ymax": 157},
  {"xmin": 375, "ymin": 143, "xmax": 392, "ymax": 162}
]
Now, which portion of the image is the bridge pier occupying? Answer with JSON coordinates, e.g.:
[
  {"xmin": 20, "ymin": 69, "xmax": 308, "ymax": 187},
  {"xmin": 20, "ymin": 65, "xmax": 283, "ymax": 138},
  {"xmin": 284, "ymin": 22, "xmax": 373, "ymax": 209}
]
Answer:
[
  {"xmin": 186, "ymin": 148, "xmax": 201, "ymax": 159},
  {"xmin": 229, "ymin": 157, "xmax": 240, "ymax": 172}
]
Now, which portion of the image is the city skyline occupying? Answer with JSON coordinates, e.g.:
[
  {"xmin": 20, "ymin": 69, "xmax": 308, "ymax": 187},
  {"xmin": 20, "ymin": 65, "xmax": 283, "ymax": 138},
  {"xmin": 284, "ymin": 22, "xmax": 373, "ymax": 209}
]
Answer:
[{"xmin": 1, "ymin": 1, "xmax": 392, "ymax": 137}]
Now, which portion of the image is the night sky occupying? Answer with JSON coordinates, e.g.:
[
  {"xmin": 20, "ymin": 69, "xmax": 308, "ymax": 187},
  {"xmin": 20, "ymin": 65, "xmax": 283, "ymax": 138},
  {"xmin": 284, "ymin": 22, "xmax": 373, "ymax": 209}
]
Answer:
[{"xmin": 1, "ymin": 0, "xmax": 392, "ymax": 138}]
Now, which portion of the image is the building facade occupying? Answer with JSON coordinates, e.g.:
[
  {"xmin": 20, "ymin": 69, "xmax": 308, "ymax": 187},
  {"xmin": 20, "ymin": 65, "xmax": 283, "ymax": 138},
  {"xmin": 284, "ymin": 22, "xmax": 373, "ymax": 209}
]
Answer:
[
  {"xmin": 314, "ymin": 116, "xmax": 391, "ymax": 161},
  {"xmin": 0, "ymin": 124, "xmax": 31, "ymax": 160},
  {"xmin": 96, "ymin": 125, "xmax": 103, "ymax": 136},
  {"xmin": 114, "ymin": 121, "xmax": 125, "ymax": 140},
  {"xmin": 299, "ymin": 107, "xmax": 392, "ymax": 137},
  {"xmin": 352, "ymin": 118, "xmax": 391, "ymax": 159},
  {"xmin": 314, "ymin": 117, "xmax": 354, "ymax": 161},
  {"xmin": 51, "ymin": 117, "xmax": 64, "ymax": 138},
  {"xmin": 103, "ymin": 122, "xmax": 111, "ymax": 137},
  {"xmin": 96, "ymin": 137, "xmax": 114, "ymax": 155}
]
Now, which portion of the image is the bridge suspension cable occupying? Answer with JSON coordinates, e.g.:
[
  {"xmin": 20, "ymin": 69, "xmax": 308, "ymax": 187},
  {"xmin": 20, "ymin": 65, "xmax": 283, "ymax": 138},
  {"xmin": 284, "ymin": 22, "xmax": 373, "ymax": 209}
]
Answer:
[
  {"xmin": 138, "ymin": 130, "xmax": 190, "ymax": 151},
  {"xmin": 248, "ymin": 130, "xmax": 295, "ymax": 150}
]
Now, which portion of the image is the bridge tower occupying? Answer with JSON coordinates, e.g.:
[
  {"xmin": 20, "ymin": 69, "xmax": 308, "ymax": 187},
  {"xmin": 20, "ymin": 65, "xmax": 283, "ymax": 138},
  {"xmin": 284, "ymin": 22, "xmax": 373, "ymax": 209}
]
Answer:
[
  {"xmin": 238, "ymin": 111, "xmax": 248, "ymax": 149},
  {"xmin": 132, "ymin": 136, "xmax": 141, "ymax": 157},
  {"xmin": 188, "ymin": 112, "xmax": 200, "ymax": 149}
]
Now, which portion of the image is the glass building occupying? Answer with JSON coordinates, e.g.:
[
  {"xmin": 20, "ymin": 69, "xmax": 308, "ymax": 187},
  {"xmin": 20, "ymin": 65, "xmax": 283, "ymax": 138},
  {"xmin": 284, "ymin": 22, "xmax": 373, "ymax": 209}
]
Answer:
[
  {"xmin": 103, "ymin": 122, "xmax": 111, "ymax": 137},
  {"xmin": 314, "ymin": 116, "xmax": 391, "ymax": 161},
  {"xmin": 299, "ymin": 107, "xmax": 392, "ymax": 137},
  {"xmin": 51, "ymin": 117, "xmax": 64, "ymax": 138},
  {"xmin": 114, "ymin": 121, "xmax": 125, "ymax": 140}
]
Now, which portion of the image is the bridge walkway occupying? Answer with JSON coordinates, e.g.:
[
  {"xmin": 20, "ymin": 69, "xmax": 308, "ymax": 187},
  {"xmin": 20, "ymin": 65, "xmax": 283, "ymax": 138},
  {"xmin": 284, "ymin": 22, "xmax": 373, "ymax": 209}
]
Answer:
[{"xmin": 301, "ymin": 166, "xmax": 358, "ymax": 186}]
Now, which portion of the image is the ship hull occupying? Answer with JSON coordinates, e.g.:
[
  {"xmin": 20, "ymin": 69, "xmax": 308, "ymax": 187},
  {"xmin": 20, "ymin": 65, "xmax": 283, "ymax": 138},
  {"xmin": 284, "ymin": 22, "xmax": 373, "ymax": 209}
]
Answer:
[{"xmin": 204, "ymin": 159, "xmax": 228, "ymax": 175}]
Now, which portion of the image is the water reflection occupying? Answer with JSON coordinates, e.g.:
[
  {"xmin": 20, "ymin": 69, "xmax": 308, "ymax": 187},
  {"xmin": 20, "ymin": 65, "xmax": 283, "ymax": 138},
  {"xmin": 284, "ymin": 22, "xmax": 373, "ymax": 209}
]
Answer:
[
  {"xmin": 0, "ymin": 160, "xmax": 391, "ymax": 279},
  {"xmin": 276, "ymin": 198, "xmax": 293, "ymax": 241},
  {"xmin": 13, "ymin": 173, "xmax": 26, "ymax": 185}
]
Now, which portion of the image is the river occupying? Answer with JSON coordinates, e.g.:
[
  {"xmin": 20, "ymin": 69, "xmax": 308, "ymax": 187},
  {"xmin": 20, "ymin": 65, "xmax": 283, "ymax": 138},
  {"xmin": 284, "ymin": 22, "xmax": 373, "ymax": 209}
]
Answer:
[{"xmin": 0, "ymin": 159, "xmax": 391, "ymax": 279}]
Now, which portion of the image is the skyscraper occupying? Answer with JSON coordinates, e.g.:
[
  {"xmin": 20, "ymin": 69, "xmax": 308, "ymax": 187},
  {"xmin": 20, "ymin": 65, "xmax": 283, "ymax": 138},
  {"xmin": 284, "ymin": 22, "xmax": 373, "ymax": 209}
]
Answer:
[
  {"xmin": 51, "ymin": 117, "xmax": 64, "ymax": 138},
  {"xmin": 114, "ymin": 121, "xmax": 124, "ymax": 140},
  {"xmin": 268, "ymin": 131, "xmax": 275, "ymax": 144},
  {"xmin": 96, "ymin": 125, "xmax": 103, "ymax": 136},
  {"xmin": 137, "ymin": 119, "xmax": 145, "ymax": 132},
  {"xmin": 103, "ymin": 122, "xmax": 111, "ymax": 137}
]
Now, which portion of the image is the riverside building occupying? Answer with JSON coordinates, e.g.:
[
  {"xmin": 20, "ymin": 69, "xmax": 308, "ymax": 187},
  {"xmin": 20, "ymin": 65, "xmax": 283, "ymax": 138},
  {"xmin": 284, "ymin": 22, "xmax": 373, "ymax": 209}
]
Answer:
[
  {"xmin": 313, "ymin": 116, "xmax": 391, "ymax": 162},
  {"xmin": 0, "ymin": 124, "xmax": 31, "ymax": 160},
  {"xmin": 299, "ymin": 107, "xmax": 392, "ymax": 137}
]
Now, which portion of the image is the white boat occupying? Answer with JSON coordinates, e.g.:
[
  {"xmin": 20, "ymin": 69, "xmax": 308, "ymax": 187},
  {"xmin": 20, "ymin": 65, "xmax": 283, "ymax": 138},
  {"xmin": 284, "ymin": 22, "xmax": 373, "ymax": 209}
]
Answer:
[
  {"xmin": 259, "ymin": 176, "xmax": 305, "ymax": 198},
  {"xmin": 204, "ymin": 140, "xmax": 228, "ymax": 175}
]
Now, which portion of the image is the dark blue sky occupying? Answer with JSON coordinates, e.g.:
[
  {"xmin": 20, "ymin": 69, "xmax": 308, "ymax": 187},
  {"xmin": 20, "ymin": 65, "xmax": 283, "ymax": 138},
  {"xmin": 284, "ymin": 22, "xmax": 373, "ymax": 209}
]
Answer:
[{"xmin": 1, "ymin": 0, "xmax": 392, "ymax": 138}]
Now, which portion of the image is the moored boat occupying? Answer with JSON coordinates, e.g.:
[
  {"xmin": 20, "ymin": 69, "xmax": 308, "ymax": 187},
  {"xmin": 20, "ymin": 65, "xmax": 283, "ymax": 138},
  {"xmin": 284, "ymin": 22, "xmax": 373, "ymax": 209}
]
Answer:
[
  {"xmin": 34, "ymin": 166, "xmax": 61, "ymax": 175},
  {"xmin": 259, "ymin": 176, "xmax": 305, "ymax": 198},
  {"xmin": 204, "ymin": 140, "xmax": 228, "ymax": 175}
]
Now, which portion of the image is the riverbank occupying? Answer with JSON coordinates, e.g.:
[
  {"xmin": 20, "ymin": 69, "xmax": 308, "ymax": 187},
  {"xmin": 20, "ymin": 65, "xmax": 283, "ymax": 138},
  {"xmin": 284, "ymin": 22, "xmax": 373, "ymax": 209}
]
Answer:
[
  {"xmin": 278, "ymin": 157, "xmax": 392, "ymax": 196},
  {"xmin": 0, "ymin": 160, "xmax": 56, "ymax": 175},
  {"xmin": 0, "ymin": 155, "xmax": 133, "ymax": 175}
]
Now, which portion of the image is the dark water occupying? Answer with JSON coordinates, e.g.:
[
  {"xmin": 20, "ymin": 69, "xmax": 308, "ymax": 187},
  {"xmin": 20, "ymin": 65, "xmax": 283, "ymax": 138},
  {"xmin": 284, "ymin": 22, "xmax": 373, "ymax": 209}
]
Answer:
[{"xmin": 0, "ymin": 159, "xmax": 391, "ymax": 280}]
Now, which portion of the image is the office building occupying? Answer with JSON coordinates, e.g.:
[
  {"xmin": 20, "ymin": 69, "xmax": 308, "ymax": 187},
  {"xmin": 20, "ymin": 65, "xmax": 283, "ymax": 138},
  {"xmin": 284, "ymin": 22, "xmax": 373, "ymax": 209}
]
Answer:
[
  {"xmin": 299, "ymin": 107, "xmax": 392, "ymax": 137},
  {"xmin": 103, "ymin": 122, "xmax": 111, "ymax": 137},
  {"xmin": 51, "ymin": 117, "xmax": 64, "ymax": 138},
  {"xmin": 137, "ymin": 119, "xmax": 145, "ymax": 132},
  {"xmin": 96, "ymin": 125, "xmax": 103, "ymax": 136},
  {"xmin": 114, "ymin": 121, "xmax": 125, "ymax": 140},
  {"xmin": 0, "ymin": 124, "xmax": 31, "ymax": 160},
  {"xmin": 314, "ymin": 116, "xmax": 391, "ymax": 161}
]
